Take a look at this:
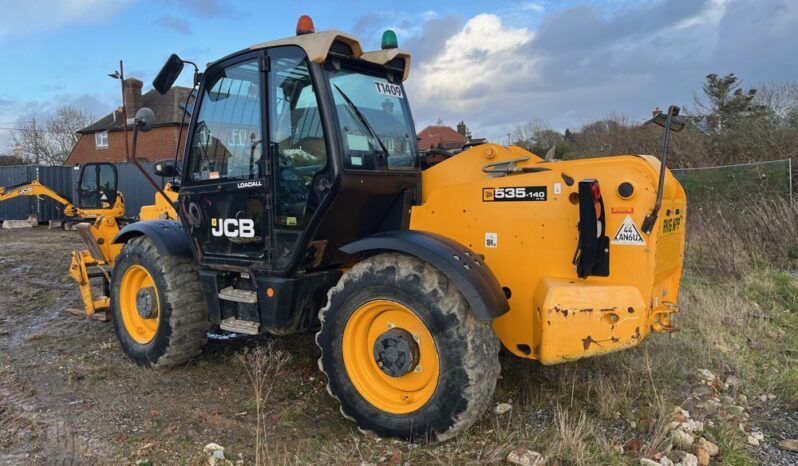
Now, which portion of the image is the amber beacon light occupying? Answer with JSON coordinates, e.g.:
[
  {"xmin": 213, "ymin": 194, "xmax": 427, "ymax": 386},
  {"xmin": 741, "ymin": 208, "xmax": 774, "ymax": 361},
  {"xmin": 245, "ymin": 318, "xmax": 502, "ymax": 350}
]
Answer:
[{"xmin": 296, "ymin": 15, "xmax": 315, "ymax": 35}]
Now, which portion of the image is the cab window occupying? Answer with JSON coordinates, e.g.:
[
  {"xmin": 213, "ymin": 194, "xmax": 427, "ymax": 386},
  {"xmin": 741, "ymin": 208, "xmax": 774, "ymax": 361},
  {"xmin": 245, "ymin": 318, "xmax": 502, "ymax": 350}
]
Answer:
[
  {"xmin": 269, "ymin": 47, "xmax": 328, "ymax": 229},
  {"xmin": 328, "ymin": 68, "xmax": 417, "ymax": 171},
  {"xmin": 188, "ymin": 59, "xmax": 263, "ymax": 183}
]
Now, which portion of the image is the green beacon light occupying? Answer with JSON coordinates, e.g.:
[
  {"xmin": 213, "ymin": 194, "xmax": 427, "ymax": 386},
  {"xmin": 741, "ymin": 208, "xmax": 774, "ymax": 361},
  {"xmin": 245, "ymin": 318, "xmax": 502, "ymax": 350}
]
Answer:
[{"xmin": 381, "ymin": 30, "xmax": 398, "ymax": 50}]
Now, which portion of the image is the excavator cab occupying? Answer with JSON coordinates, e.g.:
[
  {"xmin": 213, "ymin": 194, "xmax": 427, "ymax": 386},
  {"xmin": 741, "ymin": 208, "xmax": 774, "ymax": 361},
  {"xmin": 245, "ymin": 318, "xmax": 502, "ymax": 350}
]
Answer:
[{"xmin": 76, "ymin": 163, "xmax": 118, "ymax": 211}]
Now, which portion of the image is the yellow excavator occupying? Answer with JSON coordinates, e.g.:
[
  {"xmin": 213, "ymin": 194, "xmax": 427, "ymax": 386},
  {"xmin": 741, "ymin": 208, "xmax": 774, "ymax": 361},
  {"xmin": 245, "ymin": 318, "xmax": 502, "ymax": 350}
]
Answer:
[
  {"xmin": 59, "ymin": 16, "xmax": 687, "ymax": 441},
  {"xmin": 0, "ymin": 164, "xmax": 125, "ymax": 220},
  {"xmin": 65, "ymin": 164, "xmax": 178, "ymax": 315}
]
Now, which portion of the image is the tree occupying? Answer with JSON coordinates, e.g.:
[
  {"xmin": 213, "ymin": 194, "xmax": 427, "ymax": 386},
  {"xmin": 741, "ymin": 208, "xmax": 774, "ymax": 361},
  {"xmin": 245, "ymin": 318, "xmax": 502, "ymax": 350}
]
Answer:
[
  {"xmin": 695, "ymin": 73, "xmax": 766, "ymax": 131},
  {"xmin": 11, "ymin": 105, "xmax": 94, "ymax": 165},
  {"xmin": 511, "ymin": 118, "xmax": 563, "ymax": 155}
]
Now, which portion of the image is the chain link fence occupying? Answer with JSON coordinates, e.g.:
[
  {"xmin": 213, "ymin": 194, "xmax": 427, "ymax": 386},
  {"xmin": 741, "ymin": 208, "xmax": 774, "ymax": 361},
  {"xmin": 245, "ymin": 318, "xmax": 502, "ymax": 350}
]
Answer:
[{"xmin": 671, "ymin": 158, "xmax": 794, "ymax": 204}]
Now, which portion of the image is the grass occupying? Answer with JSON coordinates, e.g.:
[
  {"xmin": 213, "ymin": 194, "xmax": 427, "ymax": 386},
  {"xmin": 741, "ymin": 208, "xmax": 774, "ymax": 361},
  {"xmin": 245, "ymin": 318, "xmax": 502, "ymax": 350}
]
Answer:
[{"xmin": 281, "ymin": 200, "xmax": 797, "ymax": 465}]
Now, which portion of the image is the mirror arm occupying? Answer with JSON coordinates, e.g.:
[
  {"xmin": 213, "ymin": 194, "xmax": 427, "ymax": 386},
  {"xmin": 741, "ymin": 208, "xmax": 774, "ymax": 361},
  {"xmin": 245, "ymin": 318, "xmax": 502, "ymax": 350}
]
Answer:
[
  {"xmin": 130, "ymin": 122, "xmax": 174, "ymax": 208},
  {"xmin": 642, "ymin": 105, "xmax": 679, "ymax": 234}
]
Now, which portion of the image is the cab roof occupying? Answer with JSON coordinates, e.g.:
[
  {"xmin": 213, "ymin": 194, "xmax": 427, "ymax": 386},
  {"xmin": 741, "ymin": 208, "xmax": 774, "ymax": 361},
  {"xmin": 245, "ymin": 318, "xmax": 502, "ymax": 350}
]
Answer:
[{"xmin": 248, "ymin": 30, "xmax": 411, "ymax": 81}]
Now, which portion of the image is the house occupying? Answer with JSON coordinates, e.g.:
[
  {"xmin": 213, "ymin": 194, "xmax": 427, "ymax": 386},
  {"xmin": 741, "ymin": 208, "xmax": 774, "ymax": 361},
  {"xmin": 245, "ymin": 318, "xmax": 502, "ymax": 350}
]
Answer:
[
  {"xmin": 65, "ymin": 78, "xmax": 191, "ymax": 165},
  {"xmin": 417, "ymin": 121, "xmax": 470, "ymax": 151}
]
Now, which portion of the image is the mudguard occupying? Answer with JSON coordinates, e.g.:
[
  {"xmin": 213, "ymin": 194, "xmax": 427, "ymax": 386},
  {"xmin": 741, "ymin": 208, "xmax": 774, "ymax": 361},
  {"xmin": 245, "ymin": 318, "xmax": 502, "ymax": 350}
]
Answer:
[
  {"xmin": 113, "ymin": 220, "xmax": 193, "ymax": 257},
  {"xmin": 341, "ymin": 230, "xmax": 509, "ymax": 321}
]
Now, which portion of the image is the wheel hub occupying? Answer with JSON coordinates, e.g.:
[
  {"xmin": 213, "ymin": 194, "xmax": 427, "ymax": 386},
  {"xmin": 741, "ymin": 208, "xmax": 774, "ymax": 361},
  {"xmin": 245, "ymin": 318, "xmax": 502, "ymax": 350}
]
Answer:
[
  {"xmin": 373, "ymin": 328, "xmax": 419, "ymax": 377},
  {"xmin": 135, "ymin": 287, "xmax": 157, "ymax": 319}
]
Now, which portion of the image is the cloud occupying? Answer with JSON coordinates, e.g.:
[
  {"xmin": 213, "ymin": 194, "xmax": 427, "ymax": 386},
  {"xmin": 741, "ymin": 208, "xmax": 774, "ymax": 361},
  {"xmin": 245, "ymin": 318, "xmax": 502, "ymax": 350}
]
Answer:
[
  {"xmin": 406, "ymin": 14, "xmax": 533, "ymax": 131},
  {"xmin": 0, "ymin": 0, "xmax": 132, "ymax": 40},
  {"xmin": 405, "ymin": 0, "xmax": 798, "ymax": 140},
  {"xmin": 0, "ymin": 92, "xmax": 115, "ymax": 151},
  {"xmin": 517, "ymin": 2, "xmax": 544, "ymax": 13},
  {"xmin": 153, "ymin": 15, "xmax": 191, "ymax": 34},
  {"xmin": 351, "ymin": 10, "xmax": 440, "ymax": 50}
]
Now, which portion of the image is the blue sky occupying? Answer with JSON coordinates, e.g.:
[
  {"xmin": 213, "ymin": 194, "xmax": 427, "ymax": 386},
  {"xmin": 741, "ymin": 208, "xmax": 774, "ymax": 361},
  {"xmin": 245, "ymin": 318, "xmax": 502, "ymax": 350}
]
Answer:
[{"xmin": 1, "ymin": 0, "xmax": 797, "ymax": 150}]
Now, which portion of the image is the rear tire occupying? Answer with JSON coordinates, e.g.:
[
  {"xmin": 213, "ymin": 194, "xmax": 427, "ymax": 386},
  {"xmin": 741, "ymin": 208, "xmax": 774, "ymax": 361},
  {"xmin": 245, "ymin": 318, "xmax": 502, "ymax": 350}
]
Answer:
[
  {"xmin": 316, "ymin": 253, "xmax": 500, "ymax": 441},
  {"xmin": 110, "ymin": 236, "xmax": 208, "ymax": 368}
]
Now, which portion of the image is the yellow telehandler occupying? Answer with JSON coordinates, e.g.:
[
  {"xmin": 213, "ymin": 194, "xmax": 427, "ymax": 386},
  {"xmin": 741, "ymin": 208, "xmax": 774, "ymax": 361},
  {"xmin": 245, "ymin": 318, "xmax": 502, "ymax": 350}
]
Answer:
[{"xmin": 70, "ymin": 16, "xmax": 686, "ymax": 441}]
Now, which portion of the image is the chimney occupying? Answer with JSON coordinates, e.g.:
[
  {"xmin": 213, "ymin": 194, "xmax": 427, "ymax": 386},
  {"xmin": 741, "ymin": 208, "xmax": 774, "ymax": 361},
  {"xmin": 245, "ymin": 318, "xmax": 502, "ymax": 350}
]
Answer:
[
  {"xmin": 652, "ymin": 107, "xmax": 662, "ymax": 119},
  {"xmin": 123, "ymin": 78, "xmax": 144, "ymax": 117},
  {"xmin": 456, "ymin": 121, "xmax": 467, "ymax": 137}
]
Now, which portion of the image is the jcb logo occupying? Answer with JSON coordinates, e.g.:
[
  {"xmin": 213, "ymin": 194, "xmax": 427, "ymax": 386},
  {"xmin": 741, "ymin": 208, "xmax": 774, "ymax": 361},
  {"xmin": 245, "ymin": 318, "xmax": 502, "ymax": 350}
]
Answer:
[{"xmin": 211, "ymin": 218, "xmax": 255, "ymax": 238}]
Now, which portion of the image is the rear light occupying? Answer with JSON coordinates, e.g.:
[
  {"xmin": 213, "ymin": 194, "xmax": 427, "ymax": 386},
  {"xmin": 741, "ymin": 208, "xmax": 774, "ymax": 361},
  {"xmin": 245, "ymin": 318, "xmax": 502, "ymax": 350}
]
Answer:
[
  {"xmin": 591, "ymin": 183, "xmax": 601, "ymax": 200},
  {"xmin": 574, "ymin": 179, "xmax": 610, "ymax": 278},
  {"xmin": 590, "ymin": 181, "xmax": 603, "ymax": 227}
]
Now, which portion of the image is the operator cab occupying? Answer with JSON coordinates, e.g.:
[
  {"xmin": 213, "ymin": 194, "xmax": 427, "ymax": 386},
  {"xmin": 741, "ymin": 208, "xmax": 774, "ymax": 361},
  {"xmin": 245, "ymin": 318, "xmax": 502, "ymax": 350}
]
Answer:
[
  {"xmin": 76, "ymin": 162, "xmax": 118, "ymax": 210},
  {"xmin": 153, "ymin": 19, "xmax": 419, "ymax": 275}
]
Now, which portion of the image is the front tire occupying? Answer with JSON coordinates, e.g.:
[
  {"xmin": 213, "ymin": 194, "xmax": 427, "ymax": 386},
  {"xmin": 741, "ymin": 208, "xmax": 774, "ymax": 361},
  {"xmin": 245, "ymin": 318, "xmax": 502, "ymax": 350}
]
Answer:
[
  {"xmin": 316, "ymin": 253, "xmax": 500, "ymax": 441},
  {"xmin": 110, "ymin": 236, "xmax": 208, "ymax": 368}
]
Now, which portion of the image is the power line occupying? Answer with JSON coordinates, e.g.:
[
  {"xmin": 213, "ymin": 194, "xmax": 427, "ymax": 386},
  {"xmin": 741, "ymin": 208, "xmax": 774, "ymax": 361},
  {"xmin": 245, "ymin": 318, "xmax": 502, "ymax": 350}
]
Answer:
[{"xmin": 0, "ymin": 126, "xmax": 76, "ymax": 134}]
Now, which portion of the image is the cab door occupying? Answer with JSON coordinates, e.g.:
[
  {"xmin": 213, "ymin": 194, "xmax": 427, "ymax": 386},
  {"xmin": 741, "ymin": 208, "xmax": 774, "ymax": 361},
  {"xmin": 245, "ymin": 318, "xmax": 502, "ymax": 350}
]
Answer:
[
  {"xmin": 179, "ymin": 53, "xmax": 271, "ymax": 266},
  {"xmin": 76, "ymin": 163, "xmax": 118, "ymax": 210}
]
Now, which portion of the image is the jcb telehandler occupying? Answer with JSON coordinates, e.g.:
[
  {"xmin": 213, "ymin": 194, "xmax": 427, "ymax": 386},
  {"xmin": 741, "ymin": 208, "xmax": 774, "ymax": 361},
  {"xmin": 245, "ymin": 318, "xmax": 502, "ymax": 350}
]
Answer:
[{"xmin": 98, "ymin": 16, "xmax": 686, "ymax": 440}]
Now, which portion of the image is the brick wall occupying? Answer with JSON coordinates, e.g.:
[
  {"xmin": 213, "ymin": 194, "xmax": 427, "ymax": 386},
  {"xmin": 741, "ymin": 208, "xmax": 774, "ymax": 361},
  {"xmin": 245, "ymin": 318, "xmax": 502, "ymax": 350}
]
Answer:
[{"xmin": 66, "ymin": 125, "xmax": 188, "ymax": 165}]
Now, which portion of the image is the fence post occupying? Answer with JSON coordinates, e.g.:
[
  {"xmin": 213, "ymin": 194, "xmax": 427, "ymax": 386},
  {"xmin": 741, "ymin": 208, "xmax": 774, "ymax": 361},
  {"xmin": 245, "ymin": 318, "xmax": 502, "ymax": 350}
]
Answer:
[{"xmin": 790, "ymin": 157, "xmax": 794, "ymax": 206}]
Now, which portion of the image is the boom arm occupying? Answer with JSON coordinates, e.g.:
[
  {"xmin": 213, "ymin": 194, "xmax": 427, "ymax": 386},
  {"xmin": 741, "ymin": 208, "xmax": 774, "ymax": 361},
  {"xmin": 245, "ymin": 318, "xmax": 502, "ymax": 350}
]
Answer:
[{"xmin": 0, "ymin": 180, "xmax": 125, "ymax": 219}]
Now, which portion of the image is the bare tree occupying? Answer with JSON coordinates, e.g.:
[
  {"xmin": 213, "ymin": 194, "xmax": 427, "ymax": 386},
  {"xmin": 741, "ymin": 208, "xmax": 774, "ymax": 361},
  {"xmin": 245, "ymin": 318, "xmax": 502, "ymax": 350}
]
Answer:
[
  {"xmin": 11, "ymin": 105, "xmax": 94, "ymax": 165},
  {"xmin": 511, "ymin": 118, "xmax": 564, "ymax": 155}
]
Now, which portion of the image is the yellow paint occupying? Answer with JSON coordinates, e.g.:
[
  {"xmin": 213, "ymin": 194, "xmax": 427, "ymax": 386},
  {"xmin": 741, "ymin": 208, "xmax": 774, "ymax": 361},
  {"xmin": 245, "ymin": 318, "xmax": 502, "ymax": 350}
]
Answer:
[
  {"xmin": 67, "ymin": 184, "xmax": 178, "ymax": 317},
  {"xmin": 138, "ymin": 186, "xmax": 178, "ymax": 221},
  {"xmin": 411, "ymin": 144, "xmax": 686, "ymax": 363},
  {"xmin": 118, "ymin": 264, "xmax": 160, "ymax": 344},
  {"xmin": 0, "ymin": 179, "xmax": 125, "ymax": 219},
  {"xmin": 342, "ymin": 299, "xmax": 439, "ymax": 414}
]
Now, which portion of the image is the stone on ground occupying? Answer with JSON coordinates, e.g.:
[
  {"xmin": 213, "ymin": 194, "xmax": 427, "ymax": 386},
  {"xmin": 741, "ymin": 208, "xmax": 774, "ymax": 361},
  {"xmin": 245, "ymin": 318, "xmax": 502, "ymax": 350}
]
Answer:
[{"xmin": 506, "ymin": 448, "xmax": 543, "ymax": 466}]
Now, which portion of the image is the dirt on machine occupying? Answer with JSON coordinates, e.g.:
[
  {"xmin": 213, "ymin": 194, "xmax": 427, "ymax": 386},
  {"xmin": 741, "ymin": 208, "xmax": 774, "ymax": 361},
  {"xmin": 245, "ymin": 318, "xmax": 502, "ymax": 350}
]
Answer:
[{"xmin": 53, "ymin": 15, "xmax": 687, "ymax": 441}]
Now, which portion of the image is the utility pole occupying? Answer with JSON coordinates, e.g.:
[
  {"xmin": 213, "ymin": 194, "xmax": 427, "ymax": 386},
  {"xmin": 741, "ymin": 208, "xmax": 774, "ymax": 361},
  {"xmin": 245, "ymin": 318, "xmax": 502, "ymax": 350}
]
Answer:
[
  {"xmin": 32, "ymin": 117, "xmax": 40, "ymax": 164},
  {"xmin": 120, "ymin": 60, "xmax": 130, "ymax": 162},
  {"xmin": 109, "ymin": 60, "xmax": 130, "ymax": 162}
]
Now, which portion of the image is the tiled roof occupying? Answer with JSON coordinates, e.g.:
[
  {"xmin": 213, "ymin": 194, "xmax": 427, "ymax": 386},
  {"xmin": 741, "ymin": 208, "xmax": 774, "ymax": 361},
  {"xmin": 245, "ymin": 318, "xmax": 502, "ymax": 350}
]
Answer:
[
  {"xmin": 417, "ymin": 125, "xmax": 467, "ymax": 150},
  {"xmin": 78, "ymin": 86, "xmax": 192, "ymax": 134}
]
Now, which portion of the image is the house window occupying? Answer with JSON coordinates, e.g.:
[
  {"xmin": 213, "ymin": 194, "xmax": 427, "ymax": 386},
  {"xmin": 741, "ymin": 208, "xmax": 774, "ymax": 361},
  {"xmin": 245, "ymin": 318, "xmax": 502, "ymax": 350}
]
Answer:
[{"xmin": 95, "ymin": 131, "xmax": 109, "ymax": 148}]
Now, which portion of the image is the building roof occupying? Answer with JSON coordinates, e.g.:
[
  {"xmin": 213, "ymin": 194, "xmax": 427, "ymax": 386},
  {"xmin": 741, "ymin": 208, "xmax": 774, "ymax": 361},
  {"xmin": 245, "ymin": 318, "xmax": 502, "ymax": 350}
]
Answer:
[
  {"xmin": 78, "ymin": 86, "xmax": 192, "ymax": 134},
  {"xmin": 417, "ymin": 125, "xmax": 467, "ymax": 150}
]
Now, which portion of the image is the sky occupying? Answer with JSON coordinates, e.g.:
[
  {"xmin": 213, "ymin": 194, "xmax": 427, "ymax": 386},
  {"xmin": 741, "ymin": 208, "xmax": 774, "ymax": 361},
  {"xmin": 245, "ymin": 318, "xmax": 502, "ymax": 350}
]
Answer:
[{"xmin": 0, "ymin": 0, "xmax": 797, "ymax": 151}]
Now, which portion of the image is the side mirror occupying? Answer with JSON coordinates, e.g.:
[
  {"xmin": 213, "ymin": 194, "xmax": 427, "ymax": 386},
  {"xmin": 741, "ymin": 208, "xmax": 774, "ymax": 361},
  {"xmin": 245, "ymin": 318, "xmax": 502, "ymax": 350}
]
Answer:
[
  {"xmin": 153, "ymin": 53, "xmax": 184, "ymax": 95},
  {"xmin": 651, "ymin": 108, "xmax": 686, "ymax": 132},
  {"xmin": 135, "ymin": 107, "xmax": 156, "ymax": 132},
  {"xmin": 153, "ymin": 161, "xmax": 179, "ymax": 177}
]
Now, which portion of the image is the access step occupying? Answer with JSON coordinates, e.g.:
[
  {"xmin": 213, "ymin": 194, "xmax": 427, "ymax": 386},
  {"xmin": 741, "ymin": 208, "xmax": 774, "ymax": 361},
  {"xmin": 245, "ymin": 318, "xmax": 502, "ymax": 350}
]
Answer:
[
  {"xmin": 219, "ymin": 317, "xmax": 260, "ymax": 335},
  {"xmin": 218, "ymin": 286, "xmax": 257, "ymax": 304}
]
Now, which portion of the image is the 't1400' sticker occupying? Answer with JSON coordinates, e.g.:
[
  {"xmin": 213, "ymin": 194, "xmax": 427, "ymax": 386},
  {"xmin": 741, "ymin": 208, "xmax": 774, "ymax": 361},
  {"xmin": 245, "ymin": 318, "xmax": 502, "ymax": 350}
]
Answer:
[{"xmin": 483, "ymin": 186, "xmax": 547, "ymax": 202}]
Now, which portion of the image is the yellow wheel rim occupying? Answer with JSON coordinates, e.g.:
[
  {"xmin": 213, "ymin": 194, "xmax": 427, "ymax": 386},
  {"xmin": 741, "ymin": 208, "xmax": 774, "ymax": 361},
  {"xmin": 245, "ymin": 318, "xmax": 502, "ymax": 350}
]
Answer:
[
  {"xmin": 342, "ymin": 299, "xmax": 439, "ymax": 414},
  {"xmin": 119, "ymin": 264, "xmax": 160, "ymax": 344}
]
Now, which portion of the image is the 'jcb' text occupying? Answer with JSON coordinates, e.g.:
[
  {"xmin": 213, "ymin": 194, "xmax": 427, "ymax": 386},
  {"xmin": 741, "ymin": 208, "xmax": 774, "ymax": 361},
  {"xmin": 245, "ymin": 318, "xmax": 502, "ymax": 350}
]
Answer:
[{"xmin": 211, "ymin": 218, "xmax": 255, "ymax": 238}]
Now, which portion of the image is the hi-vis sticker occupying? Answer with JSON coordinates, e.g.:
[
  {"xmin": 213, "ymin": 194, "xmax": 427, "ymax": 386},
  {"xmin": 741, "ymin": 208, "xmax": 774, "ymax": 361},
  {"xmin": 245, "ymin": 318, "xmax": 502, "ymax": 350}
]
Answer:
[
  {"xmin": 611, "ymin": 215, "xmax": 646, "ymax": 246},
  {"xmin": 374, "ymin": 81, "xmax": 404, "ymax": 98}
]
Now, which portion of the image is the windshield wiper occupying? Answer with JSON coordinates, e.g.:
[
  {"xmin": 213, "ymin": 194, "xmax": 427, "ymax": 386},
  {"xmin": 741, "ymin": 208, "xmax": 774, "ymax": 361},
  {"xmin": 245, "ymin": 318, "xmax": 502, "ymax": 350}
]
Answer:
[{"xmin": 333, "ymin": 84, "xmax": 390, "ymax": 158}]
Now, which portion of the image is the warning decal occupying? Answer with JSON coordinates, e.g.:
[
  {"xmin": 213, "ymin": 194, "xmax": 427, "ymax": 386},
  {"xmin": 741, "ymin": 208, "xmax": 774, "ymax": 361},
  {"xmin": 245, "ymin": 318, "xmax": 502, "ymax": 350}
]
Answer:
[{"xmin": 612, "ymin": 215, "xmax": 646, "ymax": 246}]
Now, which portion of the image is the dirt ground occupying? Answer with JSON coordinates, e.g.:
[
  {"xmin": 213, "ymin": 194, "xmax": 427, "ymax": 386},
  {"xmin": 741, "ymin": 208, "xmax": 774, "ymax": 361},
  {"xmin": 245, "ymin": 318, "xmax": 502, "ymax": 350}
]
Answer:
[
  {"xmin": 0, "ymin": 229, "xmax": 349, "ymax": 465},
  {"xmin": 0, "ymin": 229, "xmax": 796, "ymax": 465}
]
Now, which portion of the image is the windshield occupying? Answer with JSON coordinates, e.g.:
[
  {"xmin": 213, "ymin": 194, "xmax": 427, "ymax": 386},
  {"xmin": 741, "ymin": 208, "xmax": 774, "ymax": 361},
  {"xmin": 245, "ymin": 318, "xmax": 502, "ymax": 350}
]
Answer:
[{"xmin": 327, "ymin": 67, "xmax": 418, "ymax": 171}]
